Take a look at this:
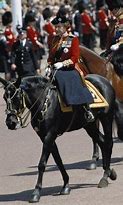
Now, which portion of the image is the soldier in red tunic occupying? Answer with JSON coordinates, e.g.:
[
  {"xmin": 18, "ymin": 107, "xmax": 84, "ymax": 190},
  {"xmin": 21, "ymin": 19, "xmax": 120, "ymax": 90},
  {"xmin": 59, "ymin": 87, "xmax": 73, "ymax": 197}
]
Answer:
[
  {"xmin": 2, "ymin": 11, "xmax": 16, "ymax": 80},
  {"xmin": 2, "ymin": 11, "xmax": 16, "ymax": 51},
  {"xmin": 104, "ymin": 0, "xmax": 123, "ymax": 74},
  {"xmin": 96, "ymin": 0, "xmax": 109, "ymax": 50},
  {"xmin": 47, "ymin": 15, "xmax": 94, "ymax": 122},
  {"xmin": 80, "ymin": 4, "xmax": 97, "ymax": 49},
  {"xmin": 105, "ymin": 0, "xmax": 123, "ymax": 50},
  {"xmin": 42, "ymin": 7, "xmax": 56, "ymax": 49},
  {"xmin": 24, "ymin": 11, "xmax": 44, "ymax": 73}
]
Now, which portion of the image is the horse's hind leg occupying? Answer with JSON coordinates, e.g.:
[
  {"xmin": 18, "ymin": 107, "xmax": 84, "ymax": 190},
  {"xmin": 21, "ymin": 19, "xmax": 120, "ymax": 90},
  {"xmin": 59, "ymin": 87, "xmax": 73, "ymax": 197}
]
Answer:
[
  {"xmin": 115, "ymin": 100, "xmax": 123, "ymax": 141},
  {"xmin": 85, "ymin": 121, "xmax": 117, "ymax": 188},
  {"xmin": 97, "ymin": 117, "xmax": 117, "ymax": 188},
  {"xmin": 87, "ymin": 120, "xmax": 100, "ymax": 170},
  {"xmin": 86, "ymin": 138, "xmax": 99, "ymax": 170}
]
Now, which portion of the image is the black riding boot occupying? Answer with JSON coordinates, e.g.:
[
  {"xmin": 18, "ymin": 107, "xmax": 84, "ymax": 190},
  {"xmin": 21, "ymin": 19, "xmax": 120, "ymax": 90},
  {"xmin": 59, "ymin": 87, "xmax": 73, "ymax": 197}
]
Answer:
[{"xmin": 83, "ymin": 104, "xmax": 95, "ymax": 123}]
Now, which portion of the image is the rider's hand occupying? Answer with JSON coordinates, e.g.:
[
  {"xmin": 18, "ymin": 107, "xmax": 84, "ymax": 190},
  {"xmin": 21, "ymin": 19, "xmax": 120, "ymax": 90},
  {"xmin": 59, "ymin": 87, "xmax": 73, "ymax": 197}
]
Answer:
[
  {"xmin": 36, "ymin": 69, "xmax": 41, "ymax": 75},
  {"xmin": 11, "ymin": 64, "xmax": 16, "ymax": 70},
  {"xmin": 54, "ymin": 62, "xmax": 63, "ymax": 70},
  {"xmin": 110, "ymin": 43, "xmax": 119, "ymax": 51}
]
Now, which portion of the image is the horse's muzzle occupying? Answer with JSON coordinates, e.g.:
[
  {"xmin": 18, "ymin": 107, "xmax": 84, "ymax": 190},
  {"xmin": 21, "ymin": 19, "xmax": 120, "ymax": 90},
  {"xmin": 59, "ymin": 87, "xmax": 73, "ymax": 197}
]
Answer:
[{"xmin": 6, "ymin": 114, "xmax": 19, "ymax": 130}]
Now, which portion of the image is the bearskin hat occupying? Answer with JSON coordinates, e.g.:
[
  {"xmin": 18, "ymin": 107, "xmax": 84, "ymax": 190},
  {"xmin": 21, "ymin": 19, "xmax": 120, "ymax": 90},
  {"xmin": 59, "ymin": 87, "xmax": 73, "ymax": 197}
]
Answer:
[
  {"xmin": 2, "ymin": 11, "xmax": 12, "ymax": 26},
  {"xmin": 51, "ymin": 15, "xmax": 70, "ymax": 25},
  {"xmin": 96, "ymin": 0, "xmax": 105, "ymax": 10},
  {"xmin": 42, "ymin": 7, "xmax": 52, "ymax": 20},
  {"xmin": 24, "ymin": 11, "xmax": 36, "ymax": 25},
  {"xmin": 57, "ymin": 6, "xmax": 67, "ymax": 18},
  {"xmin": 105, "ymin": 0, "xmax": 123, "ymax": 11},
  {"xmin": 77, "ymin": 0, "xmax": 87, "ymax": 13}
]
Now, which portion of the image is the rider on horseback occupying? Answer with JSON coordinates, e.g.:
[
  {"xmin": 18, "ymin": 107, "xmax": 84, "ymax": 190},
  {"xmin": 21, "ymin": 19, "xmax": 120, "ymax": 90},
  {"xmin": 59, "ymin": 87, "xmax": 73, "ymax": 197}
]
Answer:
[
  {"xmin": 104, "ymin": 0, "xmax": 123, "ymax": 53},
  {"xmin": 46, "ymin": 12, "xmax": 94, "ymax": 122},
  {"xmin": 104, "ymin": 0, "xmax": 123, "ymax": 74}
]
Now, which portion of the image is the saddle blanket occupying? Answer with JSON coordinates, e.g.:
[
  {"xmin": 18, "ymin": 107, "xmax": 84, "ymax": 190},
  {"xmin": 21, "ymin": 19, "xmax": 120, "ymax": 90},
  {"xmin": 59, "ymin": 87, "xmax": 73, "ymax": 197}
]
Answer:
[{"xmin": 58, "ymin": 80, "xmax": 109, "ymax": 112}]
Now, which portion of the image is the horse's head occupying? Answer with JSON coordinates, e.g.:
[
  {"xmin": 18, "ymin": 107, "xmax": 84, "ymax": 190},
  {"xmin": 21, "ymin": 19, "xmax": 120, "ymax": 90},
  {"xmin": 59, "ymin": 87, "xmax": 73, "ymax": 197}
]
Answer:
[
  {"xmin": 0, "ymin": 77, "xmax": 23, "ymax": 130},
  {"xmin": 0, "ymin": 75, "xmax": 52, "ymax": 130}
]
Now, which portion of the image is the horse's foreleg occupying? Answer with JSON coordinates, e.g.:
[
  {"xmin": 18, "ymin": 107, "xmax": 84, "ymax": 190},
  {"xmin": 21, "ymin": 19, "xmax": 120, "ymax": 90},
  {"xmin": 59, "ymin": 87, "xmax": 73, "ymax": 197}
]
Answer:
[
  {"xmin": 29, "ymin": 133, "xmax": 56, "ymax": 203},
  {"xmin": 29, "ymin": 144, "xmax": 50, "ymax": 203},
  {"xmin": 51, "ymin": 142, "xmax": 71, "ymax": 195}
]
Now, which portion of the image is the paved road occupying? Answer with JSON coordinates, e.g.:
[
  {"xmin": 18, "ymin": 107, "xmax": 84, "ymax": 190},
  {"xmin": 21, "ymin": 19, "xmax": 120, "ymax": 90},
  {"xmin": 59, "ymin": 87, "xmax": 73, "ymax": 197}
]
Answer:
[{"xmin": 0, "ymin": 81, "xmax": 123, "ymax": 205}]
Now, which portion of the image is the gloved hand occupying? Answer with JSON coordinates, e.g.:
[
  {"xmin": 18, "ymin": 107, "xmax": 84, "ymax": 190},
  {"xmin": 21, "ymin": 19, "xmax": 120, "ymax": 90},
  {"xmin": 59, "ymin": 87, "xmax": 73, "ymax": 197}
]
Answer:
[
  {"xmin": 110, "ymin": 43, "xmax": 119, "ymax": 51},
  {"xmin": 45, "ymin": 65, "xmax": 51, "ymax": 78},
  {"xmin": 54, "ymin": 62, "xmax": 63, "ymax": 70}
]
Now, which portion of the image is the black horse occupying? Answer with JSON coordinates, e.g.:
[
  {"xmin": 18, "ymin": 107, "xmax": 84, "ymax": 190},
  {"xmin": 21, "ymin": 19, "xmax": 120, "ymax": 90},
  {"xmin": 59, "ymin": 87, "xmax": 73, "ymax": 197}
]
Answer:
[{"xmin": 0, "ymin": 74, "xmax": 117, "ymax": 203}]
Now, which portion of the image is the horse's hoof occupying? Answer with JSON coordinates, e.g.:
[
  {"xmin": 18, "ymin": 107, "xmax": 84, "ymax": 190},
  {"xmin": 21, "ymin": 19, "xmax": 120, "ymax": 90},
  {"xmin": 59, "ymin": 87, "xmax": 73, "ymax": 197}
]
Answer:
[
  {"xmin": 98, "ymin": 178, "xmax": 108, "ymax": 188},
  {"xmin": 29, "ymin": 189, "xmax": 41, "ymax": 203},
  {"xmin": 60, "ymin": 184, "xmax": 71, "ymax": 195},
  {"xmin": 86, "ymin": 160, "xmax": 97, "ymax": 170},
  {"xmin": 109, "ymin": 169, "xmax": 117, "ymax": 181}
]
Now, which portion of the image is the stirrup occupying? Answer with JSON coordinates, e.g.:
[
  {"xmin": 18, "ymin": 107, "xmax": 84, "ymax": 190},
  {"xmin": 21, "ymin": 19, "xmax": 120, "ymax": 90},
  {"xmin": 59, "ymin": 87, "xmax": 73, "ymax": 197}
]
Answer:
[{"xmin": 84, "ymin": 110, "xmax": 95, "ymax": 122}]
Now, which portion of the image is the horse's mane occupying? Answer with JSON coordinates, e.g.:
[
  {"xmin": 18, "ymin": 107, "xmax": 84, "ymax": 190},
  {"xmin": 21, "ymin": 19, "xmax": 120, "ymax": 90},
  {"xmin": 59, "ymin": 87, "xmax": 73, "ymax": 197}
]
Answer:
[
  {"xmin": 19, "ymin": 76, "xmax": 49, "ymax": 91},
  {"xmin": 21, "ymin": 75, "xmax": 48, "ymax": 84},
  {"xmin": 79, "ymin": 45, "xmax": 109, "ymax": 77},
  {"xmin": 80, "ymin": 45, "xmax": 104, "ymax": 61}
]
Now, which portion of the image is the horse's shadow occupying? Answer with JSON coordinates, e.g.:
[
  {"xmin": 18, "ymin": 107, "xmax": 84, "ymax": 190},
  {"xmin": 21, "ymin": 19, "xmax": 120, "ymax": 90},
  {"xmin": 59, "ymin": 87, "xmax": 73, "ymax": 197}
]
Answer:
[
  {"xmin": 1, "ymin": 157, "xmax": 123, "ymax": 202},
  {"xmin": 10, "ymin": 157, "xmax": 123, "ymax": 177},
  {"xmin": 0, "ymin": 183, "xmax": 97, "ymax": 202}
]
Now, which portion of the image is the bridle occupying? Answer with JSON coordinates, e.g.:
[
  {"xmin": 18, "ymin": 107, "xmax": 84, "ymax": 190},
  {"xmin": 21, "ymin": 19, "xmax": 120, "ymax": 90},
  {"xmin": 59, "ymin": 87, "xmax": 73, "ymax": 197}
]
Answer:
[
  {"xmin": 5, "ymin": 83, "xmax": 20, "ymax": 115},
  {"xmin": 5, "ymin": 79, "xmax": 54, "ymax": 128}
]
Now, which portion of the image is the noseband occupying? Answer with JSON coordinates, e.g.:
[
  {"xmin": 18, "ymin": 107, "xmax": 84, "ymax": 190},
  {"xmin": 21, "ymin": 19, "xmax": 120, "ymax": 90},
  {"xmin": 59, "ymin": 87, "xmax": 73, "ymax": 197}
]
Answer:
[
  {"xmin": 5, "ymin": 83, "xmax": 27, "ymax": 128},
  {"xmin": 5, "ymin": 79, "xmax": 54, "ymax": 128},
  {"xmin": 5, "ymin": 83, "xmax": 20, "ymax": 115}
]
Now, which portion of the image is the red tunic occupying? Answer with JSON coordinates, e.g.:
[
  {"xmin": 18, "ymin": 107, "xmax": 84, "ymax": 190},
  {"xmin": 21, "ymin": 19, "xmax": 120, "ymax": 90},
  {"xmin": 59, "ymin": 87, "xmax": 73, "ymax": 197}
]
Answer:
[
  {"xmin": 4, "ymin": 26, "xmax": 16, "ymax": 50},
  {"xmin": 43, "ymin": 22, "xmax": 56, "ymax": 49},
  {"xmin": 48, "ymin": 34, "xmax": 80, "ymax": 67},
  {"xmin": 43, "ymin": 22, "xmax": 55, "ymax": 35},
  {"xmin": 97, "ymin": 9, "xmax": 109, "ymax": 29},
  {"xmin": 26, "ymin": 25, "xmax": 40, "ymax": 49},
  {"xmin": 81, "ymin": 11, "xmax": 93, "ymax": 34}
]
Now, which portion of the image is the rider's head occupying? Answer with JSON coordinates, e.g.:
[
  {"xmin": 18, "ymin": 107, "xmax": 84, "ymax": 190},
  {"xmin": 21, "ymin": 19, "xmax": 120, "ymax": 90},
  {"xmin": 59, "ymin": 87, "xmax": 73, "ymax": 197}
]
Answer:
[{"xmin": 51, "ymin": 15, "xmax": 71, "ymax": 37}]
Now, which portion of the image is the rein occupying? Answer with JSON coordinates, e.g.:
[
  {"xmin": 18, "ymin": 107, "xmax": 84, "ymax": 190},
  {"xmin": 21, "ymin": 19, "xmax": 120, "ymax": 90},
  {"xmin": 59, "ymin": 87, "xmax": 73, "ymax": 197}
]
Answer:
[
  {"xmin": 5, "ymin": 78, "xmax": 54, "ymax": 128},
  {"xmin": 19, "ymin": 79, "xmax": 54, "ymax": 128}
]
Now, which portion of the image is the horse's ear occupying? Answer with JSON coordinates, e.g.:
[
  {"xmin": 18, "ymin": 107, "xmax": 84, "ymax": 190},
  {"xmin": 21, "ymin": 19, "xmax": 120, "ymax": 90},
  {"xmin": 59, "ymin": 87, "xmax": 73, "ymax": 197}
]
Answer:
[
  {"xmin": 13, "ymin": 78, "xmax": 21, "ymax": 88},
  {"xmin": 0, "ymin": 77, "xmax": 9, "ymax": 88}
]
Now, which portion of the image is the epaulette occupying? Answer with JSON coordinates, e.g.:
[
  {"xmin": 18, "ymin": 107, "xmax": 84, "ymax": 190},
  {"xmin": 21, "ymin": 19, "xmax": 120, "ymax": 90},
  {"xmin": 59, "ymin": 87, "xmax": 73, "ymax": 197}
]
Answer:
[
  {"xmin": 27, "ymin": 26, "xmax": 30, "ymax": 30},
  {"xmin": 68, "ymin": 33, "xmax": 75, "ymax": 38}
]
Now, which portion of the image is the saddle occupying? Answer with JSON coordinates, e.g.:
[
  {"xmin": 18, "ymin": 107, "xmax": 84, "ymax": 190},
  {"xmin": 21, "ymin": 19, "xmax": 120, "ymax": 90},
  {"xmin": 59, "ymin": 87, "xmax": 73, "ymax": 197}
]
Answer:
[{"xmin": 58, "ymin": 80, "xmax": 109, "ymax": 112}]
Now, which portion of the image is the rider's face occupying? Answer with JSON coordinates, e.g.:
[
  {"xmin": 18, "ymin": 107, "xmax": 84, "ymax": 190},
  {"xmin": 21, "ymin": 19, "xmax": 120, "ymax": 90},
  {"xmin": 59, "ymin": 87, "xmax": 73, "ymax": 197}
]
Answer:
[{"xmin": 55, "ymin": 23, "xmax": 67, "ymax": 36}]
